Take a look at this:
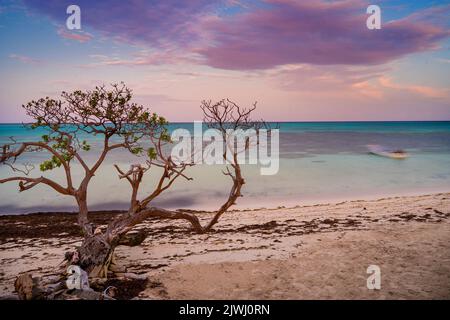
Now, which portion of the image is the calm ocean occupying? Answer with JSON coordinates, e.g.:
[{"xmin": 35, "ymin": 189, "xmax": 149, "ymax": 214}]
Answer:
[{"xmin": 1, "ymin": 121, "xmax": 449, "ymax": 214}]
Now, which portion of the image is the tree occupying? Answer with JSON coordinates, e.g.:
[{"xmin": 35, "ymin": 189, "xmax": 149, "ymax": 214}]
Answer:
[
  {"xmin": 108, "ymin": 98, "xmax": 265, "ymax": 235},
  {"xmin": 0, "ymin": 85, "xmax": 267, "ymax": 282}
]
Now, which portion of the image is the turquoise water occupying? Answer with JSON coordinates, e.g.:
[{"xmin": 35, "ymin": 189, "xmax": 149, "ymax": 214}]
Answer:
[{"xmin": 0, "ymin": 122, "xmax": 449, "ymax": 214}]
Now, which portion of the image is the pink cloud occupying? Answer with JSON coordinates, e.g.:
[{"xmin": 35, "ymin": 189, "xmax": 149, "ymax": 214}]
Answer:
[
  {"xmin": 84, "ymin": 50, "xmax": 199, "ymax": 67},
  {"xmin": 378, "ymin": 77, "xmax": 449, "ymax": 99},
  {"xmin": 267, "ymin": 63, "xmax": 449, "ymax": 100},
  {"xmin": 57, "ymin": 28, "xmax": 92, "ymax": 43},
  {"xmin": 9, "ymin": 53, "xmax": 42, "ymax": 64},
  {"xmin": 269, "ymin": 64, "xmax": 389, "ymax": 91}
]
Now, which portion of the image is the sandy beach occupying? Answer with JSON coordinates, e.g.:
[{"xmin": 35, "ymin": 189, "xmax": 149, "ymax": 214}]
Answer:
[{"xmin": 1, "ymin": 192, "xmax": 449, "ymax": 299}]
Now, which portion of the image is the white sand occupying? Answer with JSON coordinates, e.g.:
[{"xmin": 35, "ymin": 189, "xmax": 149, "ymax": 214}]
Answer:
[{"xmin": 1, "ymin": 192, "xmax": 449, "ymax": 299}]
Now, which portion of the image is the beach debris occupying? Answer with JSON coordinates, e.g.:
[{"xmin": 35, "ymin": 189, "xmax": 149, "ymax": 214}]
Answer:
[
  {"xmin": 14, "ymin": 273, "xmax": 46, "ymax": 300},
  {"xmin": 103, "ymin": 286, "xmax": 118, "ymax": 299},
  {"xmin": 118, "ymin": 229, "xmax": 147, "ymax": 247},
  {"xmin": 114, "ymin": 272, "xmax": 148, "ymax": 281},
  {"xmin": 13, "ymin": 262, "xmax": 149, "ymax": 300},
  {"xmin": 71, "ymin": 251, "xmax": 80, "ymax": 264},
  {"xmin": 61, "ymin": 289, "xmax": 103, "ymax": 300}
]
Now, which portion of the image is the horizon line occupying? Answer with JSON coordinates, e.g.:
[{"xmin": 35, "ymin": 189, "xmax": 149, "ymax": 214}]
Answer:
[{"xmin": 1, "ymin": 120, "xmax": 450, "ymax": 125}]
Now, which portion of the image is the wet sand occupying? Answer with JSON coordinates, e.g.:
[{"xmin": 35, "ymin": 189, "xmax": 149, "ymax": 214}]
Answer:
[{"xmin": 1, "ymin": 192, "xmax": 449, "ymax": 299}]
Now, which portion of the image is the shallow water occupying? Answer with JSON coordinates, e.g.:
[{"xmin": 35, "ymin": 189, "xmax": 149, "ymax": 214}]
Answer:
[{"xmin": 0, "ymin": 122, "xmax": 449, "ymax": 214}]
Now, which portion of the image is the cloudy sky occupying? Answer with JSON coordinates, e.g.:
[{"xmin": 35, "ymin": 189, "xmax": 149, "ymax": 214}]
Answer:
[{"xmin": 0, "ymin": 0, "xmax": 449, "ymax": 122}]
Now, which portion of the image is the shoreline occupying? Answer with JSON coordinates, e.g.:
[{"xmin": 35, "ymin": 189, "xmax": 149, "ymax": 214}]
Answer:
[
  {"xmin": 1, "ymin": 192, "xmax": 449, "ymax": 299},
  {"xmin": 1, "ymin": 189, "xmax": 449, "ymax": 217}
]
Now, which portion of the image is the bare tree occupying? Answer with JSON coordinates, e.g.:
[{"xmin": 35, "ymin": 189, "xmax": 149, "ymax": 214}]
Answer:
[
  {"xmin": 107, "ymin": 99, "xmax": 266, "ymax": 236},
  {"xmin": 1, "ymin": 87, "xmax": 268, "ymax": 280}
]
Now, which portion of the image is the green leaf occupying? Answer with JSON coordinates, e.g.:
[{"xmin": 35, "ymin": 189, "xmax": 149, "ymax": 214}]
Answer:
[
  {"xmin": 131, "ymin": 147, "xmax": 143, "ymax": 155},
  {"xmin": 147, "ymin": 147, "xmax": 157, "ymax": 160},
  {"xmin": 39, "ymin": 160, "xmax": 54, "ymax": 172}
]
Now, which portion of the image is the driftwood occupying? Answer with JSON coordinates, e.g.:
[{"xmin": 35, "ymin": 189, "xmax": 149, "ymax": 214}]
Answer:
[
  {"xmin": 15, "ymin": 273, "xmax": 46, "ymax": 300},
  {"xmin": 14, "ymin": 259, "xmax": 148, "ymax": 300},
  {"xmin": 14, "ymin": 273, "xmax": 109, "ymax": 300}
]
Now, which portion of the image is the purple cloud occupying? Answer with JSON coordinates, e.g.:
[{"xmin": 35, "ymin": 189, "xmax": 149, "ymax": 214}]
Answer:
[
  {"xmin": 57, "ymin": 28, "xmax": 93, "ymax": 42},
  {"xmin": 23, "ymin": 0, "xmax": 450, "ymax": 70},
  {"xmin": 23, "ymin": 0, "xmax": 218, "ymax": 48},
  {"xmin": 199, "ymin": 0, "xmax": 450, "ymax": 69}
]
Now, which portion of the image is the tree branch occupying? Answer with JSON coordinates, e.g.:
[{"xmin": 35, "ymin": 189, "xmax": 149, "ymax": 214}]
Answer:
[{"xmin": 0, "ymin": 176, "xmax": 71, "ymax": 195}]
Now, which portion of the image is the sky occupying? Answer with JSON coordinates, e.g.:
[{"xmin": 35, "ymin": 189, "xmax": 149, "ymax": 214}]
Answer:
[{"xmin": 0, "ymin": 0, "xmax": 449, "ymax": 122}]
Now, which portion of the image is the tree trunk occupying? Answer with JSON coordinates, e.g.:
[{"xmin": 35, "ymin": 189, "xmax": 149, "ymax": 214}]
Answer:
[
  {"xmin": 76, "ymin": 191, "xmax": 92, "ymax": 236},
  {"xmin": 77, "ymin": 234, "xmax": 115, "ymax": 278},
  {"xmin": 73, "ymin": 194, "xmax": 125, "ymax": 279}
]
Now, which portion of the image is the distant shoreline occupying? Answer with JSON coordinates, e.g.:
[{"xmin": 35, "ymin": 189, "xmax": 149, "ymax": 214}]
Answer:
[
  {"xmin": 1, "ymin": 120, "xmax": 450, "ymax": 125},
  {"xmin": 1, "ymin": 189, "xmax": 449, "ymax": 217}
]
